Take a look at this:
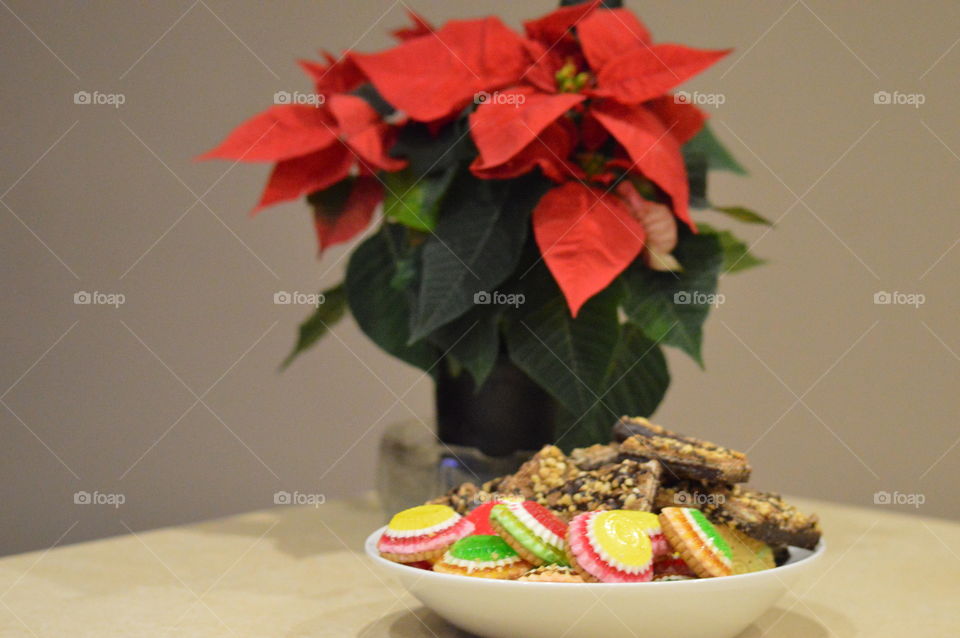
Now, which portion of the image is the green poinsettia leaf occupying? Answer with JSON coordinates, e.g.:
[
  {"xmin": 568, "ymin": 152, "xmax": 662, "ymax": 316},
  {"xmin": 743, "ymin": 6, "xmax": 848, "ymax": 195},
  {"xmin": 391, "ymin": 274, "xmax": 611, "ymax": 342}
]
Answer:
[
  {"xmin": 595, "ymin": 324, "xmax": 669, "ymax": 422},
  {"xmin": 713, "ymin": 205, "xmax": 773, "ymax": 226},
  {"xmin": 503, "ymin": 266, "xmax": 621, "ymax": 422},
  {"xmin": 280, "ymin": 283, "xmax": 348, "ymax": 370},
  {"xmin": 619, "ymin": 232, "xmax": 724, "ymax": 366},
  {"xmin": 350, "ymin": 83, "xmax": 394, "ymax": 117},
  {"xmin": 390, "ymin": 118, "xmax": 475, "ymax": 178},
  {"xmin": 410, "ymin": 174, "xmax": 550, "ymax": 342},
  {"xmin": 684, "ymin": 124, "xmax": 747, "ymax": 175},
  {"xmin": 699, "ymin": 223, "xmax": 767, "ymax": 273},
  {"xmin": 427, "ymin": 304, "xmax": 502, "ymax": 390},
  {"xmin": 346, "ymin": 227, "xmax": 440, "ymax": 373},
  {"xmin": 686, "ymin": 153, "xmax": 710, "ymax": 209},
  {"xmin": 557, "ymin": 324, "xmax": 669, "ymax": 449},
  {"xmin": 306, "ymin": 177, "xmax": 353, "ymax": 212},
  {"xmin": 383, "ymin": 166, "xmax": 456, "ymax": 232},
  {"xmin": 389, "ymin": 254, "xmax": 418, "ymax": 291}
]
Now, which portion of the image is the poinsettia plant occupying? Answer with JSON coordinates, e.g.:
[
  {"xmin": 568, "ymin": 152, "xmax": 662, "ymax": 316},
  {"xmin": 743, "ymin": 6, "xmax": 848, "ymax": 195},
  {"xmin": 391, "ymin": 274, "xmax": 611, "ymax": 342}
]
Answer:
[{"xmin": 202, "ymin": 0, "xmax": 768, "ymax": 447}]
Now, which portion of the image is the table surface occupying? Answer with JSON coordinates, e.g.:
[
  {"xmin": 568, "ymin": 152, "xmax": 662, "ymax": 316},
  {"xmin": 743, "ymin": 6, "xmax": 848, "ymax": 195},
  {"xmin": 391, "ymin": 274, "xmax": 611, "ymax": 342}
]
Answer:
[{"xmin": 0, "ymin": 494, "xmax": 957, "ymax": 637}]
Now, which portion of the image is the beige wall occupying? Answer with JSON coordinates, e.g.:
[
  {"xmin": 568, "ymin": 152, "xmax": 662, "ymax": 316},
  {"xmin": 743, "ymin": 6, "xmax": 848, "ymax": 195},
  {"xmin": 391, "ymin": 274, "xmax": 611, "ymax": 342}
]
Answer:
[{"xmin": 1, "ymin": 0, "xmax": 957, "ymax": 556}]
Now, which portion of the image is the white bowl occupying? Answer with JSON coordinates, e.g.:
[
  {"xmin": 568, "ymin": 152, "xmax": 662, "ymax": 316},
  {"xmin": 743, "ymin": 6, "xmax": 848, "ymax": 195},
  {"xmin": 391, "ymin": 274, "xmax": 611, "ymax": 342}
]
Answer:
[{"xmin": 365, "ymin": 527, "xmax": 825, "ymax": 638}]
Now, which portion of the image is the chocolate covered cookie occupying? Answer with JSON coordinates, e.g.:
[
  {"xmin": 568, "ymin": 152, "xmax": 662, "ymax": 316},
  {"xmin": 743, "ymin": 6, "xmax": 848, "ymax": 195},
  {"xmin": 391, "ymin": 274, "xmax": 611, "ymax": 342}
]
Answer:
[
  {"xmin": 569, "ymin": 443, "xmax": 620, "ymax": 470},
  {"xmin": 705, "ymin": 486, "xmax": 821, "ymax": 550},
  {"xmin": 653, "ymin": 480, "xmax": 732, "ymax": 512},
  {"xmin": 496, "ymin": 445, "xmax": 579, "ymax": 501},
  {"xmin": 617, "ymin": 416, "xmax": 751, "ymax": 483},
  {"xmin": 543, "ymin": 458, "xmax": 662, "ymax": 516}
]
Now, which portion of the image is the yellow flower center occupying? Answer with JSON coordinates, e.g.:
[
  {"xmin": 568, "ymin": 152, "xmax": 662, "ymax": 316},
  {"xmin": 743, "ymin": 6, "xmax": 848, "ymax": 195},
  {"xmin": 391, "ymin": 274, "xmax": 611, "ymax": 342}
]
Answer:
[{"xmin": 555, "ymin": 60, "xmax": 591, "ymax": 93}]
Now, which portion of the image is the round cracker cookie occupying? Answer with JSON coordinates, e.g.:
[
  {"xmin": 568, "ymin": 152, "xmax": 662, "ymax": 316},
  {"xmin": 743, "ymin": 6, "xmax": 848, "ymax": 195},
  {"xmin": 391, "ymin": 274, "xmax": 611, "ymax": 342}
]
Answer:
[{"xmin": 659, "ymin": 507, "xmax": 733, "ymax": 578}]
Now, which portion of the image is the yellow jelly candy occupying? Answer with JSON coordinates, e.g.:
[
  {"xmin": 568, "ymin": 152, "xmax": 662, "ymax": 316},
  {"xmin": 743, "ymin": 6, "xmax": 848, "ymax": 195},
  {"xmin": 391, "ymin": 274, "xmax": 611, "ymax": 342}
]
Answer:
[
  {"xmin": 591, "ymin": 510, "xmax": 653, "ymax": 567},
  {"xmin": 388, "ymin": 504, "xmax": 457, "ymax": 532}
]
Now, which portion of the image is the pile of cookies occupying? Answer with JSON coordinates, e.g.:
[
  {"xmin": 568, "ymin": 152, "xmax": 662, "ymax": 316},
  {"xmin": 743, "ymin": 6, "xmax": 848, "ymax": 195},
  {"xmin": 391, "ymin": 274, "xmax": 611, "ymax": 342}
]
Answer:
[{"xmin": 377, "ymin": 417, "xmax": 821, "ymax": 583}]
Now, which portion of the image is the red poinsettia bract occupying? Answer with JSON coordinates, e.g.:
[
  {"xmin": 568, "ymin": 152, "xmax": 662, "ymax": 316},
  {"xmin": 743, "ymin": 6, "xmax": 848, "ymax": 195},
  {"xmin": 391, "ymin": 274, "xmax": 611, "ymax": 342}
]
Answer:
[
  {"xmin": 351, "ymin": 16, "xmax": 530, "ymax": 123},
  {"xmin": 460, "ymin": 6, "xmax": 728, "ymax": 315},
  {"xmin": 201, "ymin": 4, "xmax": 729, "ymax": 314},
  {"xmin": 199, "ymin": 56, "xmax": 404, "ymax": 252}
]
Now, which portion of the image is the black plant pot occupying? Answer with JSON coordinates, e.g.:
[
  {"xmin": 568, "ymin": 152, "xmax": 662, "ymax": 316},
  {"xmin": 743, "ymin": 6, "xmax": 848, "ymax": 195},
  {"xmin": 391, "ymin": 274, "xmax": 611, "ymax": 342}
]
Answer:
[
  {"xmin": 435, "ymin": 355, "xmax": 558, "ymax": 457},
  {"xmin": 376, "ymin": 358, "xmax": 560, "ymax": 514}
]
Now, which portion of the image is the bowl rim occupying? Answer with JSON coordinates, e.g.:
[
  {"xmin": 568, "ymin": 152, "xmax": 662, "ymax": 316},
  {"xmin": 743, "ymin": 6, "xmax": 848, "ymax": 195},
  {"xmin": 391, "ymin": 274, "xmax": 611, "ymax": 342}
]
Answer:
[{"xmin": 364, "ymin": 526, "xmax": 826, "ymax": 589}]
